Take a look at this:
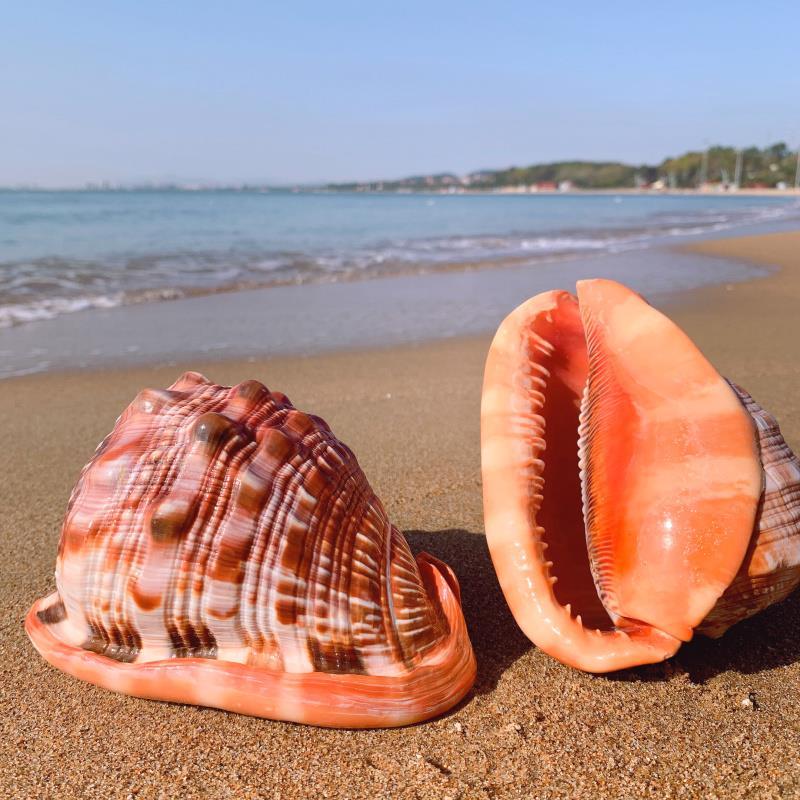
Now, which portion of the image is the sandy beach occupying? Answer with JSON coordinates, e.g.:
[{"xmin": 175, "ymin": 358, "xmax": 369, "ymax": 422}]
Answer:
[{"xmin": 1, "ymin": 230, "xmax": 799, "ymax": 799}]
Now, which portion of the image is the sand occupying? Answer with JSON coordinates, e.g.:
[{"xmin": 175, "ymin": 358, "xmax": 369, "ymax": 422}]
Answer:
[{"xmin": 1, "ymin": 231, "xmax": 799, "ymax": 799}]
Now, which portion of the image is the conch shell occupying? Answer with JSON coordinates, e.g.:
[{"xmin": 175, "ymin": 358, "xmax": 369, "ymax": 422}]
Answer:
[
  {"xmin": 481, "ymin": 279, "xmax": 800, "ymax": 672},
  {"xmin": 26, "ymin": 372, "xmax": 476, "ymax": 727}
]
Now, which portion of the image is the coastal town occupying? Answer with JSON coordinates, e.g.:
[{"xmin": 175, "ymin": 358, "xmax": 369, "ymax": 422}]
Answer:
[{"xmin": 325, "ymin": 142, "xmax": 800, "ymax": 195}]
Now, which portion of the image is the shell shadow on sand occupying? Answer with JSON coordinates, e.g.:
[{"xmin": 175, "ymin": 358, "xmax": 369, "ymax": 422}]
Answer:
[
  {"xmin": 405, "ymin": 529, "xmax": 532, "ymax": 695},
  {"xmin": 673, "ymin": 587, "xmax": 800, "ymax": 682},
  {"xmin": 608, "ymin": 588, "xmax": 800, "ymax": 685},
  {"xmin": 406, "ymin": 530, "xmax": 800, "ymax": 689},
  {"xmin": 584, "ymin": 585, "xmax": 800, "ymax": 685}
]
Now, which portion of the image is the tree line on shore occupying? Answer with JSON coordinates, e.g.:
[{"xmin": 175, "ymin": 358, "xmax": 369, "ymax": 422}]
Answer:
[{"xmin": 327, "ymin": 143, "xmax": 798, "ymax": 191}]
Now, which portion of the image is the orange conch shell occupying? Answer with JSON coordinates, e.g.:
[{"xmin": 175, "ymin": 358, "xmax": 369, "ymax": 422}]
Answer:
[
  {"xmin": 27, "ymin": 372, "xmax": 476, "ymax": 727},
  {"xmin": 481, "ymin": 279, "xmax": 800, "ymax": 672}
]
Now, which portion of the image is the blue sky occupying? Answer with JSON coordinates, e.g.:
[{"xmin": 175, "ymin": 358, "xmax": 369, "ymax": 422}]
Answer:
[{"xmin": 3, "ymin": 1, "xmax": 798, "ymax": 186}]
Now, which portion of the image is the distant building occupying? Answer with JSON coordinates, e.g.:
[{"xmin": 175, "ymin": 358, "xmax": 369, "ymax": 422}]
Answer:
[{"xmin": 558, "ymin": 180, "xmax": 574, "ymax": 192}]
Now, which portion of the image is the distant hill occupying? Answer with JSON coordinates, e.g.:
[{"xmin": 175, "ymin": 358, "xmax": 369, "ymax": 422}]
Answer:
[{"xmin": 326, "ymin": 142, "xmax": 798, "ymax": 192}]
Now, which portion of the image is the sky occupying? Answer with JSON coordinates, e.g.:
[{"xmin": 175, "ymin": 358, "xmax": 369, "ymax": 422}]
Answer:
[{"xmin": 2, "ymin": 1, "xmax": 799, "ymax": 186}]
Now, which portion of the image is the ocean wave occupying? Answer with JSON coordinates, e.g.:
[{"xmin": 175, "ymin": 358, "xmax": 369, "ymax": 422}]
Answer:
[
  {"xmin": 0, "ymin": 294, "xmax": 124, "ymax": 328},
  {"xmin": 1, "ymin": 198, "xmax": 798, "ymax": 329},
  {"xmin": 0, "ymin": 288, "xmax": 191, "ymax": 329}
]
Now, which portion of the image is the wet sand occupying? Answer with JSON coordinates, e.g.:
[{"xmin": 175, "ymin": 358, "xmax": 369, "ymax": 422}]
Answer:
[
  {"xmin": 0, "ymin": 244, "xmax": 770, "ymax": 380},
  {"xmin": 1, "ymin": 231, "xmax": 799, "ymax": 798}
]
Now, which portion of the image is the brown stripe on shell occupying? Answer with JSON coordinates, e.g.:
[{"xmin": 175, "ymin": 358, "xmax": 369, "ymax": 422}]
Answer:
[
  {"xmin": 82, "ymin": 620, "xmax": 142, "ymax": 663},
  {"xmin": 36, "ymin": 598, "xmax": 67, "ymax": 625},
  {"xmin": 699, "ymin": 382, "xmax": 800, "ymax": 637}
]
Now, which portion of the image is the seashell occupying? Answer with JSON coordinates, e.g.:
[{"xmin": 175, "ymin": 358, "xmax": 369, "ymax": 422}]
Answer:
[
  {"xmin": 26, "ymin": 372, "xmax": 476, "ymax": 727},
  {"xmin": 481, "ymin": 279, "xmax": 800, "ymax": 672}
]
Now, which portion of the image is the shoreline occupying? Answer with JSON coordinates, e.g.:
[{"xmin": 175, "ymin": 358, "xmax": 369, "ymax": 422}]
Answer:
[
  {"xmin": 2, "ymin": 229, "xmax": 799, "ymax": 798},
  {"xmin": 5, "ymin": 186, "xmax": 800, "ymax": 197},
  {"xmin": 2, "ymin": 190, "xmax": 798, "ymax": 340},
  {"xmin": 336, "ymin": 187, "xmax": 800, "ymax": 197},
  {"xmin": 2, "ymin": 224, "xmax": 795, "ymax": 380},
  {"xmin": 3, "ymin": 228, "xmax": 796, "ymax": 389}
]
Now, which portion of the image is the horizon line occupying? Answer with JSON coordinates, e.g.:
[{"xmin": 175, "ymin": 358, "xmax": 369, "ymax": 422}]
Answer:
[{"xmin": 2, "ymin": 140, "xmax": 798, "ymax": 192}]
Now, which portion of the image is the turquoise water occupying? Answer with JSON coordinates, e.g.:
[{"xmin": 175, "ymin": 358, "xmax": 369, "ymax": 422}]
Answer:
[{"xmin": 0, "ymin": 190, "xmax": 797, "ymax": 327}]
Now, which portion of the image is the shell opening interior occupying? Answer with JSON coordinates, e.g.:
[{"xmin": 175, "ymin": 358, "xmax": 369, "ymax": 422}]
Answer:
[
  {"xmin": 537, "ymin": 362, "xmax": 613, "ymax": 631},
  {"xmin": 527, "ymin": 305, "xmax": 614, "ymax": 631},
  {"xmin": 483, "ymin": 280, "xmax": 795, "ymax": 671}
]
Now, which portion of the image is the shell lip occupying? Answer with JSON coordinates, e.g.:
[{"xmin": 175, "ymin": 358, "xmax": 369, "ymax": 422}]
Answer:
[
  {"xmin": 26, "ymin": 551, "xmax": 476, "ymax": 728},
  {"xmin": 481, "ymin": 279, "xmax": 763, "ymax": 672}
]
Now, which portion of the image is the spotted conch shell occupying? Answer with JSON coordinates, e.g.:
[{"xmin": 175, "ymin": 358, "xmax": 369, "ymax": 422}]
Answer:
[
  {"xmin": 481, "ymin": 279, "xmax": 800, "ymax": 672},
  {"xmin": 26, "ymin": 372, "xmax": 476, "ymax": 727}
]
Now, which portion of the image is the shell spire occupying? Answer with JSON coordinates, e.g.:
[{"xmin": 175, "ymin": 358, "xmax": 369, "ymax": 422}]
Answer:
[{"xmin": 27, "ymin": 372, "xmax": 476, "ymax": 727}]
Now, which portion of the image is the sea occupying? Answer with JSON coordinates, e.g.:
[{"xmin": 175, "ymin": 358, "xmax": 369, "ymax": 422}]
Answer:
[
  {"xmin": 1, "ymin": 190, "xmax": 798, "ymax": 377},
  {"xmin": 2, "ymin": 190, "xmax": 799, "ymax": 329}
]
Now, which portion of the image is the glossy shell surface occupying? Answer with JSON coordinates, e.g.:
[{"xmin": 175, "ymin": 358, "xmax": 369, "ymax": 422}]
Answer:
[
  {"xmin": 481, "ymin": 279, "xmax": 800, "ymax": 672},
  {"xmin": 27, "ymin": 372, "xmax": 476, "ymax": 727}
]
